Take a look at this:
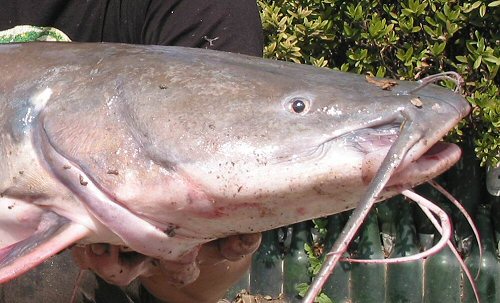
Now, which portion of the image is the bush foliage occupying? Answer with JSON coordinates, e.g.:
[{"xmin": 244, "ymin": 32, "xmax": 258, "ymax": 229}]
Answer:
[{"xmin": 258, "ymin": 0, "xmax": 499, "ymax": 167}]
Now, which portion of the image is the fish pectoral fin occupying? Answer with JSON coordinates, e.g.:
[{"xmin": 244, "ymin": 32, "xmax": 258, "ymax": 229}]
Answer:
[{"xmin": 0, "ymin": 212, "xmax": 90, "ymax": 283}]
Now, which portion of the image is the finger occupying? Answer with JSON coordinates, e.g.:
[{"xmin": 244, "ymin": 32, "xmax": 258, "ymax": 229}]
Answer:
[
  {"xmin": 71, "ymin": 244, "xmax": 151, "ymax": 286},
  {"xmin": 90, "ymin": 243, "xmax": 109, "ymax": 256},
  {"xmin": 157, "ymin": 259, "xmax": 200, "ymax": 287},
  {"xmin": 218, "ymin": 233, "xmax": 262, "ymax": 261}
]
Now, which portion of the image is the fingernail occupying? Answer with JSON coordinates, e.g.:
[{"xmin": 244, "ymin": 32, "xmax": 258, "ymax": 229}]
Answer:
[{"xmin": 91, "ymin": 243, "xmax": 109, "ymax": 255}]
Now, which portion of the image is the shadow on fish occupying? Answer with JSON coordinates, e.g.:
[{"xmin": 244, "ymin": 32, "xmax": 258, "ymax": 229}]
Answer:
[{"xmin": 0, "ymin": 43, "xmax": 470, "ymax": 294}]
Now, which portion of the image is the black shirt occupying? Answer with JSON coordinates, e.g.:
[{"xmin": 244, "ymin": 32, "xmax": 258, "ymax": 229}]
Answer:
[{"xmin": 0, "ymin": 0, "xmax": 264, "ymax": 56}]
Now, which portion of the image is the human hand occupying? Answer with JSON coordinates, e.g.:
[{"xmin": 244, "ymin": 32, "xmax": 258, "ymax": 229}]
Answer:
[{"xmin": 72, "ymin": 233, "xmax": 262, "ymax": 303}]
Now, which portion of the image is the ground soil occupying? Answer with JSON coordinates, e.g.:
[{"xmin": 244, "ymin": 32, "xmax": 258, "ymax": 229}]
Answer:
[{"xmin": 220, "ymin": 290, "xmax": 288, "ymax": 303}]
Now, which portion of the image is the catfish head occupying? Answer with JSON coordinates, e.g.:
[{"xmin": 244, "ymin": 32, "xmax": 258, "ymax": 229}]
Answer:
[{"xmin": 0, "ymin": 43, "xmax": 470, "ymax": 284}]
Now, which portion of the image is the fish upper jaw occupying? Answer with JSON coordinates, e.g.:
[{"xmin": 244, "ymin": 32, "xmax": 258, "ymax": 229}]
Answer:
[{"xmin": 330, "ymin": 86, "xmax": 470, "ymax": 193}]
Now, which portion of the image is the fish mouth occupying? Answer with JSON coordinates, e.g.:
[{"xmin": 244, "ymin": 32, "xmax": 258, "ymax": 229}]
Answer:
[
  {"xmin": 352, "ymin": 124, "xmax": 462, "ymax": 191},
  {"xmin": 385, "ymin": 141, "xmax": 461, "ymax": 188}
]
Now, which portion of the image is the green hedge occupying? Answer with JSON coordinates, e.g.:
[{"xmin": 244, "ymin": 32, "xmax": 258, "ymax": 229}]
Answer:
[{"xmin": 258, "ymin": 0, "xmax": 499, "ymax": 167}]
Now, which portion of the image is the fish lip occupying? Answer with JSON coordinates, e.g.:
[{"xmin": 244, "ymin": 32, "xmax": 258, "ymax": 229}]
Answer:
[
  {"xmin": 386, "ymin": 141, "xmax": 462, "ymax": 188},
  {"xmin": 348, "ymin": 111, "xmax": 463, "ymax": 187},
  {"xmin": 360, "ymin": 138, "xmax": 462, "ymax": 188},
  {"xmin": 356, "ymin": 119, "xmax": 463, "ymax": 186}
]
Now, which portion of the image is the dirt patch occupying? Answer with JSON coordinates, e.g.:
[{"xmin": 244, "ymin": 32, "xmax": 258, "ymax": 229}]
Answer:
[{"xmin": 220, "ymin": 290, "xmax": 288, "ymax": 303}]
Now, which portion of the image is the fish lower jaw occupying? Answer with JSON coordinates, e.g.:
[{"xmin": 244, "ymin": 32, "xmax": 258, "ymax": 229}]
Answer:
[
  {"xmin": 361, "ymin": 141, "xmax": 461, "ymax": 192},
  {"xmin": 386, "ymin": 142, "xmax": 461, "ymax": 190}
]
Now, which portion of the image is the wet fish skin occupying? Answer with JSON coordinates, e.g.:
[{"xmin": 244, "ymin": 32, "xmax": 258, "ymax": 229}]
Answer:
[{"xmin": 0, "ymin": 42, "xmax": 469, "ymax": 284}]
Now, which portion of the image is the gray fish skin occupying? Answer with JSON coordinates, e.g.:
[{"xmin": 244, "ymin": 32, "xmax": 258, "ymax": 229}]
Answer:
[{"xmin": 0, "ymin": 43, "xmax": 469, "ymax": 282}]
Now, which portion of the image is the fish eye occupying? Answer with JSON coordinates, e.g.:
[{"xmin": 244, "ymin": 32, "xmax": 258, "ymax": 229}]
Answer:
[{"xmin": 287, "ymin": 98, "xmax": 310, "ymax": 115}]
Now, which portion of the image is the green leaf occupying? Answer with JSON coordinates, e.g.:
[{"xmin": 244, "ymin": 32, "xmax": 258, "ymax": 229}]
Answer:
[
  {"xmin": 455, "ymin": 55, "xmax": 468, "ymax": 63},
  {"xmin": 425, "ymin": 16, "xmax": 437, "ymax": 26},
  {"xmin": 471, "ymin": 1, "xmax": 482, "ymax": 10},
  {"xmin": 405, "ymin": 46, "xmax": 414, "ymax": 60},
  {"xmin": 483, "ymin": 56, "xmax": 500, "ymax": 65},
  {"xmin": 423, "ymin": 24, "xmax": 436, "ymax": 37},
  {"xmin": 474, "ymin": 55, "xmax": 483, "ymax": 69},
  {"xmin": 343, "ymin": 22, "xmax": 354, "ymax": 37},
  {"xmin": 296, "ymin": 283, "xmax": 309, "ymax": 296},
  {"xmin": 376, "ymin": 66, "xmax": 387, "ymax": 77},
  {"xmin": 432, "ymin": 42, "xmax": 446, "ymax": 56},
  {"xmin": 316, "ymin": 293, "xmax": 333, "ymax": 303},
  {"xmin": 479, "ymin": 3, "xmax": 486, "ymax": 16}
]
